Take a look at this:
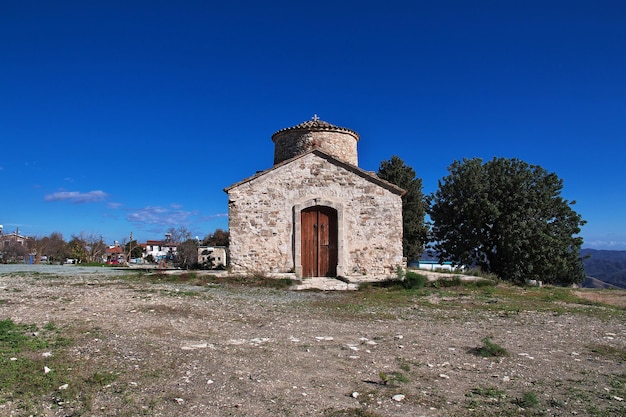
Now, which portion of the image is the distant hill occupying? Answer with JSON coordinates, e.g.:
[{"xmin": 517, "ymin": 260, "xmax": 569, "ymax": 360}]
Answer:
[{"xmin": 581, "ymin": 249, "xmax": 626, "ymax": 289}]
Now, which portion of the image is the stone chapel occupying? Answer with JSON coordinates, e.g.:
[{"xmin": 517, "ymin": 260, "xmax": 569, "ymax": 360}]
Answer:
[{"xmin": 224, "ymin": 117, "xmax": 406, "ymax": 281}]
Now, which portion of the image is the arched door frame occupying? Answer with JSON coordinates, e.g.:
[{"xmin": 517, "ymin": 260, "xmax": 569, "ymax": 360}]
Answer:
[{"xmin": 293, "ymin": 198, "xmax": 345, "ymax": 278}]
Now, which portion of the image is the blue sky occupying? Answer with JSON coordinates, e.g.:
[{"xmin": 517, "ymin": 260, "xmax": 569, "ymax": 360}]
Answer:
[{"xmin": 1, "ymin": 1, "xmax": 625, "ymax": 249}]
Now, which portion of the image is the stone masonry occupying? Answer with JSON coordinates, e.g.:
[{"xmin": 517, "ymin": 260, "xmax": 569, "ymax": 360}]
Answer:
[
  {"xmin": 272, "ymin": 117, "xmax": 359, "ymax": 166},
  {"xmin": 226, "ymin": 131, "xmax": 406, "ymax": 281}
]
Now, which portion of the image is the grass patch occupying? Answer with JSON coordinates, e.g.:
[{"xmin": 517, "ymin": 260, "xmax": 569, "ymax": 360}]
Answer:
[
  {"xmin": 468, "ymin": 385, "xmax": 507, "ymax": 399},
  {"xmin": 0, "ymin": 318, "xmax": 75, "ymax": 411},
  {"xmin": 140, "ymin": 271, "xmax": 298, "ymax": 289},
  {"xmin": 588, "ymin": 343, "xmax": 626, "ymax": 362},
  {"xmin": 470, "ymin": 337, "xmax": 509, "ymax": 357},
  {"xmin": 324, "ymin": 408, "xmax": 383, "ymax": 417},
  {"xmin": 0, "ymin": 319, "xmax": 129, "ymax": 415},
  {"xmin": 86, "ymin": 370, "xmax": 118, "ymax": 386},
  {"xmin": 512, "ymin": 391, "xmax": 539, "ymax": 408},
  {"xmin": 378, "ymin": 370, "xmax": 410, "ymax": 386}
]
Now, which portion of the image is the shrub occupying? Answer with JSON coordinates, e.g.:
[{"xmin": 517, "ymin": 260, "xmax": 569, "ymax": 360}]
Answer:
[
  {"xmin": 513, "ymin": 391, "xmax": 539, "ymax": 408},
  {"xmin": 430, "ymin": 276, "xmax": 461, "ymax": 288},
  {"xmin": 402, "ymin": 270, "xmax": 427, "ymax": 289},
  {"xmin": 471, "ymin": 337, "xmax": 509, "ymax": 357}
]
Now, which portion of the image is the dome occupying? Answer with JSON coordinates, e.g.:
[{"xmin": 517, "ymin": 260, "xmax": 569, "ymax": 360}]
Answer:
[{"xmin": 271, "ymin": 116, "xmax": 360, "ymax": 166}]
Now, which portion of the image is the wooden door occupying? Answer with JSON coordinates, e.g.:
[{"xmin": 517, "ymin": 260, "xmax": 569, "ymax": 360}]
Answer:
[{"xmin": 301, "ymin": 206, "xmax": 338, "ymax": 277}]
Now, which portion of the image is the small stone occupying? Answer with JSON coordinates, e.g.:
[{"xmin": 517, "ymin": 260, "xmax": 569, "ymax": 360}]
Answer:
[
  {"xmin": 439, "ymin": 374, "xmax": 450, "ymax": 379},
  {"xmin": 392, "ymin": 394, "xmax": 405, "ymax": 402},
  {"xmin": 351, "ymin": 392, "xmax": 359, "ymax": 398},
  {"xmin": 174, "ymin": 398, "xmax": 184, "ymax": 405},
  {"xmin": 207, "ymin": 379, "xmax": 214, "ymax": 384},
  {"xmin": 58, "ymin": 384, "xmax": 69, "ymax": 390}
]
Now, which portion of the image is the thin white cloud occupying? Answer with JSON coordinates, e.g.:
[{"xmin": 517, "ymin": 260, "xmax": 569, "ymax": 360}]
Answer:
[
  {"xmin": 198, "ymin": 212, "xmax": 228, "ymax": 221},
  {"xmin": 127, "ymin": 205, "xmax": 197, "ymax": 226},
  {"xmin": 44, "ymin": 190, "xmax": 108, "ymax": 204},
  {"xmin": 585, "ymin": 240, "xmax": 626, "ymax": 250}
]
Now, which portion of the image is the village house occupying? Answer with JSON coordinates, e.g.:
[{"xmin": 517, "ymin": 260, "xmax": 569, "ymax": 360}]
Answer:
[
  {"xmin": 0, "ymin": 225, "xmax": 26, "ymax": 247},
  {"xmin": 225, "ymin": 117, "xmax": 406, "ymax": 281},
  {"xmin": 144, "ymin": 234, "xmax": 177, "ymax": 262},
  {"xmin": 0, "ymin": 225, "xmax": 29, "ymax": 263},
  {"xmin": 197, "ymin": 246, "xmax": 227, "ymax": 269}
]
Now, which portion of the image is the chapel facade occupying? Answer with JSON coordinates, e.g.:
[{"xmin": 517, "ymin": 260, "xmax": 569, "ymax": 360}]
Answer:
[{"xmin": 224, "ymin": 117, "xmax": 405, "ymax": 280}]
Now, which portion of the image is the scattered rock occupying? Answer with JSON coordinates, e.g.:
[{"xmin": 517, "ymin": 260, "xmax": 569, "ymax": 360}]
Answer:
[{"xmin": 392, "ymin": 394, "xmax": 405, "ymax": 402}]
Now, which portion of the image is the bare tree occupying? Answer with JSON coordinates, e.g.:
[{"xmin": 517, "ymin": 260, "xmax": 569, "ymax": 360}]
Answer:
[
  {"xmin": 40, "ymin": 232, "xmax": 67, "ymax": 264},
  {"xmin": 1, "ymin": 240, "xmax": 28, "ymax": 263},
  {"xmin": 84, "ymin": 233, "xmax": 107, "ymax": 263},
  {"xmin": 165, "ymin": 227, "xmax": 193, "ymax": 245}
]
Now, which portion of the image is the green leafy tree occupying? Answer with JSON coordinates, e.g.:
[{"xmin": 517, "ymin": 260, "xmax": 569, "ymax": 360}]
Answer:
[
  {"xmin": 68, "ymin": 235, "xmax": 88, "ymax": 263},
  {"xmin": 124, "ymin": 240, "xmax": 143, "ymax": 259},
  {"xmin": 377, "ymin": 155, "xmax": 429, "ymax": 260},
  {"xmin": 428, "ymin": 157, "xmax": 586, "ymax": 285},
  {"xmin": 201, "ymin": 228, "xmax": 229, "ymax": 247}
]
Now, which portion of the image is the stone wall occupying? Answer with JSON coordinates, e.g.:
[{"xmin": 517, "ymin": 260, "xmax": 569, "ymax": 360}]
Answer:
[
  {"xmin": 226, "ymin": 152, "xmax": 404, "ymax": 280},
  {"xmin": 272, "ymin": 129, "xmax": 359, "ymax": 166}
]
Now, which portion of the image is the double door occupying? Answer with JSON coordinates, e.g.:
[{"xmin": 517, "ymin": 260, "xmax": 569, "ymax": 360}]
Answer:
[{"xmin": 301, "ymin": 206, "xmax": 338, "ymax": 277}]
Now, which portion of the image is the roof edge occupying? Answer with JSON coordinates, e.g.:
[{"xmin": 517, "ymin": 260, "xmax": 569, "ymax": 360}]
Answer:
[{"xmin": 224, "ymin": 149, "xmax": 406, "ymax": 196}]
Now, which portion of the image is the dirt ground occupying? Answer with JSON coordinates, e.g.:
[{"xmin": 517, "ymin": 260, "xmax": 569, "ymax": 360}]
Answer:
[{"xmin": 1, "ymin": 268, "xmax": 625, "ymax": 416}]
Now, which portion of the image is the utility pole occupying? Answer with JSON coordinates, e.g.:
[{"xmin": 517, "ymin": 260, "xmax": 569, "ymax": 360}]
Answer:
[{"xmin": 128, "ymin": 232, "xmax": 133, "ymax": 264}]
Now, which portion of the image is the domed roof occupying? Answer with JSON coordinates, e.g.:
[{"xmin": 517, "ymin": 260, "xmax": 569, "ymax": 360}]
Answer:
[{"xmin": 271, "ymin": 115, "xmax": 360, "ymax": 141}]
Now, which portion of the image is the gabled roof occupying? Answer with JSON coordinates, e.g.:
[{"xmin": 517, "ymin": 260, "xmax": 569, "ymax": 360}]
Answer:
[
  {"xmin": 107, "ymin": 246, "xmax": 123, "ymax": 255},
  {"xmin": 224, "ymin": 149, "xmax": 406, "ymax": 196}
]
